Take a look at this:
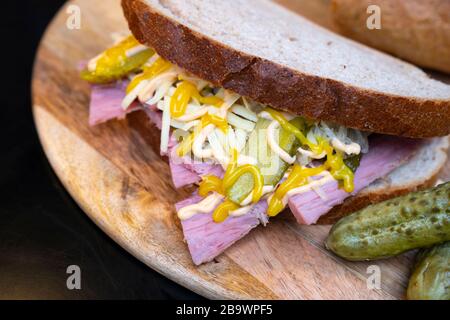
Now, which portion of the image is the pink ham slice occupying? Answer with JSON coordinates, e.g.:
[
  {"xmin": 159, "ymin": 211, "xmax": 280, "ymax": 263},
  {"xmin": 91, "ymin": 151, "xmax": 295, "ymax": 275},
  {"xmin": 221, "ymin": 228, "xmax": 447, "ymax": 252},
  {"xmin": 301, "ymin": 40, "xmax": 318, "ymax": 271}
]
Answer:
[
  {"xmin": 176, "ymin": 195, "xmax": 268, "ymax": 265},
  {"xmin": 167, "ymin": 143, "xmax": 224, "ymax": 188},
  {"xmin": 169, "ymin": 159, "xmax": 224, "ymax": 189},
  {"xmin": 143, "ymin": 105, "xmax": 162, "ymax": 130},
  {"xmin": 288, "ymin": 135, "xmax": 422, "ymax": 225},
  {"xmin": 169, "ymin": 158, "xmax": 201, "ymax": 188},
  {"xmin": 89, "ymin": 81, "xmax": 140, "ymax": 126}
]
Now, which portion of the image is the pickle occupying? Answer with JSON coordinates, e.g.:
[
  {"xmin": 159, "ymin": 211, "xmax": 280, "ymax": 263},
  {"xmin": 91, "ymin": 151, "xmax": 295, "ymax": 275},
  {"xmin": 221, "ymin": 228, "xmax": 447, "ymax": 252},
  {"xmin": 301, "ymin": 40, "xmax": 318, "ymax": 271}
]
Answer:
[
  {"xmin": 81, "ymin": 36, "xmax": 154, "ymax": 84},
  {"xmin": 227, "ymin": 117, "xmax": 305, "ymax": 203},
  {"xmin": 326, "ymin": 182, "xmax": 450, "ymax": 261},
  {"xmin": 344, "ymin": 154, "xmax": 362, "ymax": 173},
  {"xmin": 407, "ymin": 242, "xmax": 450, "ymax": 300}
]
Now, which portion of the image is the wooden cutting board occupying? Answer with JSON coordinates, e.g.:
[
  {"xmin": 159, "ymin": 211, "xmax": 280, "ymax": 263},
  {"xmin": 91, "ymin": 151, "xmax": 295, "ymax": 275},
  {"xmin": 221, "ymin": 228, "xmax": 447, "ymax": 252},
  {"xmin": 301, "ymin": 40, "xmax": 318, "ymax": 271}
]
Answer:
[{"xmin": 32, "ymin": 0, "xmax": 449, "ymax": 299}]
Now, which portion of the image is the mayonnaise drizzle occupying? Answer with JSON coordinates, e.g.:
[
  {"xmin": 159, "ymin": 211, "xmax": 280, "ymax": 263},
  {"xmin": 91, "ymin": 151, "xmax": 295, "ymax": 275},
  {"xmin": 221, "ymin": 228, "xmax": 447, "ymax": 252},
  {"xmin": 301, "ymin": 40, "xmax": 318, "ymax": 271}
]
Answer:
[
  {"xmin": 283, "ymin": 171, "xmax": 335, "ymax": 204},
  {"xmin": 177, "ymin": 193, "xmax": 224, "ymax": 220},
  {"xmin": 229, "ymin": 204, "xmax": 254, "ymax": 217},
  {"xmin": 331, "ymin": 138, "xmax": 361, "ymax": 155},
  {"xmin": 240, "ymin": 185, "xmax": 274, "ymax": 206},
  {"xmin": 267, "ymin": 120, "xmax": 296, "ymax": 164},
  {"xmin": 192, "ymin": 124, "xmax": 215, "ymax": 158}
]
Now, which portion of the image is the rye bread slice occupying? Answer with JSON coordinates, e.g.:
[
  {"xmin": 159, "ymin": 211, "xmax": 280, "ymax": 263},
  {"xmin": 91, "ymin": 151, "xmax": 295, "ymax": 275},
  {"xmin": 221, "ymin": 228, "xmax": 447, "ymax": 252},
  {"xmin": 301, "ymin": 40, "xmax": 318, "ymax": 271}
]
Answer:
[{"xmin": 122, "ymin": 0, "xmax": 450, "ymax": 138}]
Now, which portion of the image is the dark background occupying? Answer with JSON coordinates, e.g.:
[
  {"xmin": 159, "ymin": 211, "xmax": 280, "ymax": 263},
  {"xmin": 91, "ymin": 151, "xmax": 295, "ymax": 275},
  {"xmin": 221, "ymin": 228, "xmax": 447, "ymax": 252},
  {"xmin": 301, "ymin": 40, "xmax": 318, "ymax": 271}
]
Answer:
[{"xmin": 0, "ymin": 0, "xmax": 200, "ymax": 300}]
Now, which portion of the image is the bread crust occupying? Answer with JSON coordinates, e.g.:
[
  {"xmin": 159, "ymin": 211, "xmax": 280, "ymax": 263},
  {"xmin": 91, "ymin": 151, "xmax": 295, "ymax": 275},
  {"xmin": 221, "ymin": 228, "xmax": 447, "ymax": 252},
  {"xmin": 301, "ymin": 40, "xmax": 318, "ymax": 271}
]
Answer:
[{"xmin": 122, "ymin": 0, "xmax": 450, "ymax": 138}]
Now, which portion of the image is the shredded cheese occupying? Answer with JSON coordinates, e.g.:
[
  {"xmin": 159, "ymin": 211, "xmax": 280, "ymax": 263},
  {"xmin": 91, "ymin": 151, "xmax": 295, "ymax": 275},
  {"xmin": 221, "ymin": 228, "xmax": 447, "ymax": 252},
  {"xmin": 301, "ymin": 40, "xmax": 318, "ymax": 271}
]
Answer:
[
  {"xmin": 138, "ymin": 71, "xmax": 177, "ymax": 103},
  {"xmin": 122, "ymin": 80, "xmax": 149, "ymax": 109},
  {"xmin": 226, "ymin": 113, "xmax": 256, "ymax": 132},
  {"xmin": 175, "ymin": 107, "xmax": 208, "ymax": 122},
  {"xmin": 160, "ymin": 97, "xmax": 172, "ymax": 154},
  {"xmin": 207, "ymin": 129, "xmax": 229, "ymax": 168},
  {"xmin": 146, "ymin": 79, "xmax": 175, "ymax": 106}
]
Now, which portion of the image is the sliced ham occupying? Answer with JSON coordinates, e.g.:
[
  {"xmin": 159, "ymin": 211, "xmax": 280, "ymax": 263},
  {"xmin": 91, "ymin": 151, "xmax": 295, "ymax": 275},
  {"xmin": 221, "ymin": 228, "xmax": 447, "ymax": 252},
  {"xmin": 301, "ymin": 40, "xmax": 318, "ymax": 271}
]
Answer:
[
  {"xmin": 176, "ymin": 195, "xmax": 268, "ymax": 265},
  {"xmin": 144, "ymin": 105, "xmax": 163, "ymax": 130},
  {"xmin": 288, "ymin": 135, "xmax": 422, "ymax": 225},
  {"xmin": 89, "ymin": 81, "xmax": 140, "ymax": 126},
  {"xmin": 167, "ymin": 144, "xmax": 224, "ymax": 188},
  {"xmin": 182, "ymin": 160, "xmax": 224, "ymax": 179},
  {"xmin": 169, "ymin": 157, "xmax": 201, "ymax": 188}
]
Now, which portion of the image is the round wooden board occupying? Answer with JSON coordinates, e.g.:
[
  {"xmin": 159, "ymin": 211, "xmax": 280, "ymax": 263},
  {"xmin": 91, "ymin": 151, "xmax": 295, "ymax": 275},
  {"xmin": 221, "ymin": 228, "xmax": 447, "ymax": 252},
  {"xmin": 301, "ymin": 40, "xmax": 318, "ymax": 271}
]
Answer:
[{"xmin": 32, "ymin": 0, "xmax": 448, "ymax": 299}]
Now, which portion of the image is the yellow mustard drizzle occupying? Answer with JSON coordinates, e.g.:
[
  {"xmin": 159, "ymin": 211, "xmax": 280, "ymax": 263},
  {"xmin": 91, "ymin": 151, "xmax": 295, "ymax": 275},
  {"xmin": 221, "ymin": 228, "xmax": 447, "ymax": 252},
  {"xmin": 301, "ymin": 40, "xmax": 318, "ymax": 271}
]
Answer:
[
  {"xmin": 213, "ymin": 201, "xmax": 240, "ymax": 223},
  {"xmin": 264, "ymin": 108, "xmax": 354, "ymax": 184},
  {"xmin": 264, "ymin": 107, "xmax": 322, "ymax": 154},
  {"xmin": 321, "ymin": 139, "xmax": 355, "ymax": 193},
  {"xmin": 223, "ymin": 166, "xmax": 264, "ymax": 203},
  {"xmin": 126, "ymin": 57, "xmax": 172, "ymax": 93},
  {"xmin": 82, "ymin": 35, "xmax": 154, "ymax": 84},
  {"xmin": 171, "ymin": 81, "xmax": 223, "ymax": 118},
  {"xmin": 267, "ymin": 138, "xmax": 355, "ymax": 217},
  {"xmin": 201, "ymin": 114, "xmax": 228, "ymax": 132},
  {"xmin": 267, "ymin": 165, "xmax": 326, "ymax": 216},
  {"xmin": 198, "ymin": 149, "xmax": 265, "ymax": 223},
  {"xmin": 199, "ymin": 175, "xmax": 224, "ymax": 196}
]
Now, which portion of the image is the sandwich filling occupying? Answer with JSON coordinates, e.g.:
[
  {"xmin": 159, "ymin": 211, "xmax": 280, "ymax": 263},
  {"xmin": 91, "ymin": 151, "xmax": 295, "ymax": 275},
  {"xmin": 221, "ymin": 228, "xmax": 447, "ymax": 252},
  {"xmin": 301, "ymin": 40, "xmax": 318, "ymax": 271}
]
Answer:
[{"xmin": 82, "ymin": 35, "xmax": 371, "ymax": 223}]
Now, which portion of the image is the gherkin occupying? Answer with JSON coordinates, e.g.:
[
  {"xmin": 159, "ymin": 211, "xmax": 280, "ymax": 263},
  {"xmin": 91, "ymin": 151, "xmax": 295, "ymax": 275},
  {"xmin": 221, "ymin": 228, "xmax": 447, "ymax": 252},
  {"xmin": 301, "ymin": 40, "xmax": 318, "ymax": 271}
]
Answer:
[
  {"xmin": 81, "ymin": 35, "xmax": 154, "ymax": 84},
  {"xmin": 407, "ymin": 242, "xmax": 449, "ymax": 300},
  {"xmin": 326, "ymin": 182, "xmax": 450, "ymax": 261}
]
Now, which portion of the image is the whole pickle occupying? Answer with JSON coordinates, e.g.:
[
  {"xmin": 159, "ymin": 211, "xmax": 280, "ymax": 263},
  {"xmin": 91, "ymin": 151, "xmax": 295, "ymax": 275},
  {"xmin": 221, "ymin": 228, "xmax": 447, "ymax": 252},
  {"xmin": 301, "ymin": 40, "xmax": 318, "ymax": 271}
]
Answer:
[
  {"xmin": 407, "ymin": 242, "xmax": 449, "ymax": 300},
  {"xmin": 326, "ymin": 182, "xmax": 450, "ymax": 261}
]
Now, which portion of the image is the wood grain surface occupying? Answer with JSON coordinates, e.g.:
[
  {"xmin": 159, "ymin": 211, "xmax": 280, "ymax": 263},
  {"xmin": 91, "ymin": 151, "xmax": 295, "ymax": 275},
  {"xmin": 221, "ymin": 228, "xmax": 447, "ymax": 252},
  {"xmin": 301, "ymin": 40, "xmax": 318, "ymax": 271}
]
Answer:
[{"xmin": 32, "ymin": 0, "xmax": 449, "ymax": 299}]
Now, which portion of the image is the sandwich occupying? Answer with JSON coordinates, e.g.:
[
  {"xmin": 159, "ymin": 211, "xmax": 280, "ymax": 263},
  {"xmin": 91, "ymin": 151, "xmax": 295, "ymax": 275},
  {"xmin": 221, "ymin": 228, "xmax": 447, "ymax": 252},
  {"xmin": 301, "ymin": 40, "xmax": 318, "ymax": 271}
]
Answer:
[{"xmin": 80, "ymin": 0, "xmax": 450, "ymax": 265}]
